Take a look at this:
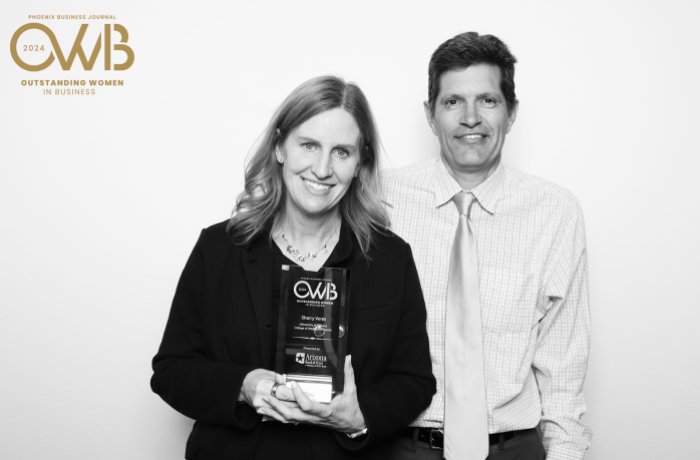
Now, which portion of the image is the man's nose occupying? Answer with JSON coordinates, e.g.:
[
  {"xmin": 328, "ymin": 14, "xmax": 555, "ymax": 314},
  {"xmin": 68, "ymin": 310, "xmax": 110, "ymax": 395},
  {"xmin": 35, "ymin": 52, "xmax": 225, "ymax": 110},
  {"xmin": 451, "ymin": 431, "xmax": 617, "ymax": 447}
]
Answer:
[{"xmin": 460, "ymin": 102, "xmax": 481, "ymax": 128}]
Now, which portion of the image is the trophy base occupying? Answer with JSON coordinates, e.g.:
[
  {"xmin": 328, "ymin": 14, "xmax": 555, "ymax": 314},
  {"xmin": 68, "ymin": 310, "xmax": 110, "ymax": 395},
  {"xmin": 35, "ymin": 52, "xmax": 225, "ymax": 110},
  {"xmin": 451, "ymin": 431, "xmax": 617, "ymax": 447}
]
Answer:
[{"xmin": 285, "ymin": 374, "xmax": 333, "ymax": 404}]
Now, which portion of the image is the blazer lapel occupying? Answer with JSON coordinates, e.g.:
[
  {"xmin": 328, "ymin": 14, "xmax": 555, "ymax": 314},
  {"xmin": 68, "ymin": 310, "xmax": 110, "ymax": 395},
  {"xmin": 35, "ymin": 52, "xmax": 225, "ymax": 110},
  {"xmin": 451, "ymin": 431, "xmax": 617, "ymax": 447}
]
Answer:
[{"xmin": 242, "ymin": 236, "xmax": 274, "ymax": 366}]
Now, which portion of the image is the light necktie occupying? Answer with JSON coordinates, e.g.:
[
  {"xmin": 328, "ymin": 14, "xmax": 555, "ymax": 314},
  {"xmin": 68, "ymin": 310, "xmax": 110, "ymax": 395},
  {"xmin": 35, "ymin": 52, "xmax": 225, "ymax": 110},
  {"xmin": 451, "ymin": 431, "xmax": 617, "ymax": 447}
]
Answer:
[{"xmin": 444, "ymin": 191, "xmax": 488, "ymax": 460}]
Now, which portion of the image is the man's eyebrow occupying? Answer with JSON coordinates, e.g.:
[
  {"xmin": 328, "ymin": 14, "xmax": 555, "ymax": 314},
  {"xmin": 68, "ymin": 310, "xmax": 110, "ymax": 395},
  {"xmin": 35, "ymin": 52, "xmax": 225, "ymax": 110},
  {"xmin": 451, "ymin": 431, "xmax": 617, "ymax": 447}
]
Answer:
[
  {"xmin": 440, "ymin": 92, "xmax": 502, "ymax": 101},
  {"xmin": 440, "ymin": 93, "xmax": 465, "ymax": 101},
  {"xmin": 476, "ymin": 91, "xmax": 503, "ymax": 100}
]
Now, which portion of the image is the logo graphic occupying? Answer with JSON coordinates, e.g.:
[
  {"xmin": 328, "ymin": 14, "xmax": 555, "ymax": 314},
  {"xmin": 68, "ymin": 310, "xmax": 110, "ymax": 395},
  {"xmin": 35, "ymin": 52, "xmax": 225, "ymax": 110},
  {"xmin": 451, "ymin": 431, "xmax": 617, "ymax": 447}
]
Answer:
[
  {"xmin": 293, "ymin": 280, "xmax": 338, "ymax": 301},
  {"xmin": 10, "ymin": 22, "xmax": 134, "ymax": 71},
  {"xmin": 295, "ymin": 353, "xmax": 306, "ymax": 364}
]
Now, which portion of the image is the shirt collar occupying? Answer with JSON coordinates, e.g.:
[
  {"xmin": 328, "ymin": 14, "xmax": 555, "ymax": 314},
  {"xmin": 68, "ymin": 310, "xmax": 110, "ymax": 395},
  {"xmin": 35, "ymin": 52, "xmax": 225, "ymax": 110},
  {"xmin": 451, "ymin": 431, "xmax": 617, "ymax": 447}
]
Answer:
[
  {"xmin": 432, "ymin": 159, "xmax": 506, "ymax": 215},
  {"xmin": 470, "ymin": 162, "xmax": 505, "ymax": 215},
  {"xmin": 433, "ymin": 159, "xmax": 464, "ymax": 208}
]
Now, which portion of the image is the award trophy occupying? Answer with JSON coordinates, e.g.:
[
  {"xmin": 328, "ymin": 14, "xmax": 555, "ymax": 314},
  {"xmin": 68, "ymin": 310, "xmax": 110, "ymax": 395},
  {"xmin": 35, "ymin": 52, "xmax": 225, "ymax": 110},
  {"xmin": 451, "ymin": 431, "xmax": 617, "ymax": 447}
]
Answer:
[{"xmin": 275, "ymin": 265, "xmax": 349, "ymax": 403}]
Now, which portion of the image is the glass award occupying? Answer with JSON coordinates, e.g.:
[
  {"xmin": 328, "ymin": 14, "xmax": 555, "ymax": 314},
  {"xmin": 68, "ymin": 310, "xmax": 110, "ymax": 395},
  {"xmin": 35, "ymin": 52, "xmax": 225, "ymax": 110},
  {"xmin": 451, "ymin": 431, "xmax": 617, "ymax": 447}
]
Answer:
[{"xmin": 275, "ymin": 265, "xmax": 349, "ymax": 404}]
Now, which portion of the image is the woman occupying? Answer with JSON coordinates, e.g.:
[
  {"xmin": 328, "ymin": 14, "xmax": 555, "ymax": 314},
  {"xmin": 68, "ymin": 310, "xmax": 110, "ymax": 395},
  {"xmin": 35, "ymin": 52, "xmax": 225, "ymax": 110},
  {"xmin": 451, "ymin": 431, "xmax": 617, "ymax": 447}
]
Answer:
[{"xmin": 151, "ymin": 76, "xmax": 435, "ymax": 459}]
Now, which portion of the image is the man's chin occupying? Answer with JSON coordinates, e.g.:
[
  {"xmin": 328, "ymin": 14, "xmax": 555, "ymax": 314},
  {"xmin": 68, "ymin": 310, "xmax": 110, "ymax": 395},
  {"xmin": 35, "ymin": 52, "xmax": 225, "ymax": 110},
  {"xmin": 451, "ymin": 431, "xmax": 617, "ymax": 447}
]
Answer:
[{"xmin": 443, "ymin": 152, "xmax": 501, "ymax": 174}]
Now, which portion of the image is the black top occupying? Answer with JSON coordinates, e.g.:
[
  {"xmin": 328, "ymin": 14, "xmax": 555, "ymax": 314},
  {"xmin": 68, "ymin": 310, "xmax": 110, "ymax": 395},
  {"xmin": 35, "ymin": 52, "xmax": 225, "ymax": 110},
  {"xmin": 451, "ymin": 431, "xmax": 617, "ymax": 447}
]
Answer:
[{"xmin": 151, "ymin": 220, "xmax": 435, "ymax": 460}]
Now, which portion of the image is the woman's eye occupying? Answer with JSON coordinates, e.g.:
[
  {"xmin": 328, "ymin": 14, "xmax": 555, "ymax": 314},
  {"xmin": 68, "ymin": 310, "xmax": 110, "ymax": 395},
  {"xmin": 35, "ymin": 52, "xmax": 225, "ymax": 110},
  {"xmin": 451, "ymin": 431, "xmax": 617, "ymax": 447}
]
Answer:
[
  {"xmin": 302, "ymin": 142, "xmax": 317, "ymax": 151},
  {"xmin": 334, "ymin": 148, "xmax": 349, "ymax": 158}
]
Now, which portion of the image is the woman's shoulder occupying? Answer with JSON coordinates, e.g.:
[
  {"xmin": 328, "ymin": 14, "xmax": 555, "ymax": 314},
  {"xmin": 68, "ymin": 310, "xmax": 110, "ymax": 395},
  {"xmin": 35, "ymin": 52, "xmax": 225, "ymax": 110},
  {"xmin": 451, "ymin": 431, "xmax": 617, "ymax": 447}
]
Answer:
[
  {"xmin": 198, "ymin": 218, "xmax": 272, "ymax": 252},
  {"xmin": 353, "ymin": 229, "xmax": 418, "ymax": 281},
  {"xmin": 201, "ymin": 219, "xmax": 231, "ymax": 236},
  {"xmin": 369, "ymin": 227, "xmax": 412, "ymax": 258},
  {"xmin": 194, "ymin": 219, "xmax": 240, "ymax": 252},
  {"xmin": 197, "ymin": 219, "xmax": 231, "ymax": 240}
]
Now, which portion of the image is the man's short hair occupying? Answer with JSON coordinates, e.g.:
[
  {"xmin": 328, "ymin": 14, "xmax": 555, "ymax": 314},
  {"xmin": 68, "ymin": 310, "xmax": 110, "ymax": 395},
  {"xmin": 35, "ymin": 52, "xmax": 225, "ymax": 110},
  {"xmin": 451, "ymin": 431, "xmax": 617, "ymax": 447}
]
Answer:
[{"xmin": 428, "ymin": 31, "xmax": 518, "ymax": 115}]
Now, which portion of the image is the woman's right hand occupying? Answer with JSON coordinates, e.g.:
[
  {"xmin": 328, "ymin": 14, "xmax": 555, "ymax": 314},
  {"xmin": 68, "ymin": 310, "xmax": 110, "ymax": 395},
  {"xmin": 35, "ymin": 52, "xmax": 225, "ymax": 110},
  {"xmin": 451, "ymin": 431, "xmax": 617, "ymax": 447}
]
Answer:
[
  {"xmin": 238, "ymin": 369, "xmax": 286, "ymax": 411},
  {"xmin": 259, "ymin": 356, "xmax": 366, "ymax": 433}
]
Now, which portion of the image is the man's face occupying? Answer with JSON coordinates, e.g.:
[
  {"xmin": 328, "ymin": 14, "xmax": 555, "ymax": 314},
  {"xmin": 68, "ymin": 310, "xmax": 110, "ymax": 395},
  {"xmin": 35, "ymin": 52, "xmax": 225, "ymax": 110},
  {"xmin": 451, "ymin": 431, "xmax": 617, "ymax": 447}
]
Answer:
[{"xmin": 426, "ymin": 64, "xmax": 517, "ymax": 184}]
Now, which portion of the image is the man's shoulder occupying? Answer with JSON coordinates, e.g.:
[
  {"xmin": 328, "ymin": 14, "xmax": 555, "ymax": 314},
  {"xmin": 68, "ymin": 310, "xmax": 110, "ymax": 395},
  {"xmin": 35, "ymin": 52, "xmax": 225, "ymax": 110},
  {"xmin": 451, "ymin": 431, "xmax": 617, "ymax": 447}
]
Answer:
[
  {"xmin": 383, "ymin": 159, "xmax": 438, "ymax": 184},
  {"xmin": 381, "ymin": 159, "xmax": 437, "ymax": 202},
  {"xmin": 504, "ymin": 166, "xmax": 583, "ymax": 215}
]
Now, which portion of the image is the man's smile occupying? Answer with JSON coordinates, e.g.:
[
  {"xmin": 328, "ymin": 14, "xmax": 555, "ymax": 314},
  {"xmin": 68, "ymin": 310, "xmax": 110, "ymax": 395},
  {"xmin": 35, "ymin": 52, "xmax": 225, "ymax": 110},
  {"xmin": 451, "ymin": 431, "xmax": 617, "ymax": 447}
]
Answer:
[{"xmin": 455, "ymin": 133, "xmax": 488, "ymax": 143}]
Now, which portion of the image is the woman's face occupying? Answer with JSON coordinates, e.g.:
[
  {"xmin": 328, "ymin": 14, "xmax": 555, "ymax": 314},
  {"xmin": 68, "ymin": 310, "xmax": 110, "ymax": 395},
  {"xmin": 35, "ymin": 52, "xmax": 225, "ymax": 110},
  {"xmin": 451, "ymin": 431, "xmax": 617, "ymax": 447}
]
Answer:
[{"xmin": 277, "ymin": 108, "xmax": 362, "ymax": 221}]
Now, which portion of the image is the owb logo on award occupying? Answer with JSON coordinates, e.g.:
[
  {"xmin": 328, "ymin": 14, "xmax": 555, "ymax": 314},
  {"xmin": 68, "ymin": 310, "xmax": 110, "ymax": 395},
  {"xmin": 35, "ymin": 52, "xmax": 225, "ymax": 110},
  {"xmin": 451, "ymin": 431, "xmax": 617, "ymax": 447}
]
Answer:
[{"xmin": 293, "ymin": 280, "xmax": 338, "ymax": 302}]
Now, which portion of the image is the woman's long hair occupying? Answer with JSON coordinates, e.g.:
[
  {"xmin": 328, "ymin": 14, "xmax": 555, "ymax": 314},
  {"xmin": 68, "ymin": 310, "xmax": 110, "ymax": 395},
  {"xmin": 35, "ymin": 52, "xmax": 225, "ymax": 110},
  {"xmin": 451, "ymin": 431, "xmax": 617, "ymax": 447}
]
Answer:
[{"xmin": 227, "ymin": 75, "xmax": 389, "ymax": 258}]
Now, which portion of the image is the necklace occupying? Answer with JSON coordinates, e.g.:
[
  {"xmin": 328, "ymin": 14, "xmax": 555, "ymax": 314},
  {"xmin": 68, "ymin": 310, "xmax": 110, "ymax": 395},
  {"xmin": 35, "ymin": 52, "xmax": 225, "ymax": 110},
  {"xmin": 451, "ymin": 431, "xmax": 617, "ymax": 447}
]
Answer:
[{"xmin": 280, "ymin": 227, "xmax": 337, "ymax": 264}]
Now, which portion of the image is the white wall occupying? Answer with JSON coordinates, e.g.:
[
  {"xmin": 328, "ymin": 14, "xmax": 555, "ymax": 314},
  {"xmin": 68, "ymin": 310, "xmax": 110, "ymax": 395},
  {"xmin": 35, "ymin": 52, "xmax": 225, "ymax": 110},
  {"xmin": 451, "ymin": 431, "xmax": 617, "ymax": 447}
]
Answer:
[{"xmin": 2, "ymin": 1, "xmax": 699, "ymax": 458}]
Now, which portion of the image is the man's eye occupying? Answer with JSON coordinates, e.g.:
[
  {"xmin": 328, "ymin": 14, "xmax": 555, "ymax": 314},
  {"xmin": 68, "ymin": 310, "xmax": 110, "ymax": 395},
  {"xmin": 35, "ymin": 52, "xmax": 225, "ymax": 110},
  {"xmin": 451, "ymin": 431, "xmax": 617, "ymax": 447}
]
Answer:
[
  {"xmin": 445, "ymin": 99, "xmax": 459, "ymax": 108},
  {"xmin": 480, "ymin": 97, "xmax": 497, "ymax": 107}
]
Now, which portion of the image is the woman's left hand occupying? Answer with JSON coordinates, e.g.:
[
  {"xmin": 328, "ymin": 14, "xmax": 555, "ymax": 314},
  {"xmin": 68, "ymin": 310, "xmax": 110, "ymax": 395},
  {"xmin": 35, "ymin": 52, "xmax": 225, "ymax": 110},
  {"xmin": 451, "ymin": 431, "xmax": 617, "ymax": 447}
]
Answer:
[{"xmin": 260, "ymin": 355, "xmax": 366, "ymax": 434}]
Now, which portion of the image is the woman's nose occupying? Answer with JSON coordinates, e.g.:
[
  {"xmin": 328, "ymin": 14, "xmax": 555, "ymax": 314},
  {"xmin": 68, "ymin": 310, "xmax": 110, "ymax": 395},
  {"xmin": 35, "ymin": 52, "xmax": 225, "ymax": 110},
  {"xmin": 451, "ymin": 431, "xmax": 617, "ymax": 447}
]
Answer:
[{"xmin": 311, "ymin": 151, "xmax": 333, "ymax": 179}]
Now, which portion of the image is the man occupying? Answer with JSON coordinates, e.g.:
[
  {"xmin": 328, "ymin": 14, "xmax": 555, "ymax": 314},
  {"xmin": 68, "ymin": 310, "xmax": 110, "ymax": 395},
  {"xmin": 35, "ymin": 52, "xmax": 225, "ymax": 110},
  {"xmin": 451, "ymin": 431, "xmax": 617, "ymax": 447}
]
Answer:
[{"xmin": 384, "ymin": 32, "xmax": 591, "ymax": 460}]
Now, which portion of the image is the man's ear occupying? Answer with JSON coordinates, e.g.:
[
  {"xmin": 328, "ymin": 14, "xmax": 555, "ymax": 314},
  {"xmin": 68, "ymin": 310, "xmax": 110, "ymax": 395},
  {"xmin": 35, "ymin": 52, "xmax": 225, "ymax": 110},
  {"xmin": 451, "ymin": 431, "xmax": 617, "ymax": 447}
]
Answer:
[
  {"xmin": 506, "ymin": 101, "xmax": 519, "ymax": 133},
  {"xmin": 423, "ymin": 101, "xmax": 438, "ymax": 135}
]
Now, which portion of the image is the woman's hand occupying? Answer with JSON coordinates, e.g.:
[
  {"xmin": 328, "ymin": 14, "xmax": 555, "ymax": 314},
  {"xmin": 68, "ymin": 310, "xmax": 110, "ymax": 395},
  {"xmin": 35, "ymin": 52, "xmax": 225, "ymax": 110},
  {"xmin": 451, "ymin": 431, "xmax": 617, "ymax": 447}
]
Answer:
[
  {"xmin": 260, "ymin": 356, "xmax": 366, "ymax": 434},
  {"xmin": 238, "ymin": 368, "xmax": 287, "ymax": 412}
]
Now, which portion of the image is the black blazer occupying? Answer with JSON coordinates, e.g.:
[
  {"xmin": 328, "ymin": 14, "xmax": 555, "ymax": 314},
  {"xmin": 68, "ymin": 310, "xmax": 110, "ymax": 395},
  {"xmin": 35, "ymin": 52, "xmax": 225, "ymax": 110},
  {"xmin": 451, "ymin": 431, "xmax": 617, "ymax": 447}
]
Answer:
[{"xmin": 151, "ymin": 221, "xmax": 435, "ymax": 460}]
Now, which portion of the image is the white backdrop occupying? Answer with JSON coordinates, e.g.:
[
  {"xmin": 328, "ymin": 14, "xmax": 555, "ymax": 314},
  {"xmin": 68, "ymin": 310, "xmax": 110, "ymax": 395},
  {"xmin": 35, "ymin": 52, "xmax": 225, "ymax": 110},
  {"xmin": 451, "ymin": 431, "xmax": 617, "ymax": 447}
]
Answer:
[{"xmin": 2, "ymin": 1, "xmax": 699, "ymax": 458}]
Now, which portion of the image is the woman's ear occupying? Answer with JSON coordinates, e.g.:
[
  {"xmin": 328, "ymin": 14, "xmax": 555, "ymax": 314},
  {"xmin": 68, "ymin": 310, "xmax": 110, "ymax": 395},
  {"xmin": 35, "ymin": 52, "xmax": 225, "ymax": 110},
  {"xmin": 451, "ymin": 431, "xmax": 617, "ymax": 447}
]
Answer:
[{"xmin": 275, "ymin": 147, "xmax": 284, "ymax": 164}]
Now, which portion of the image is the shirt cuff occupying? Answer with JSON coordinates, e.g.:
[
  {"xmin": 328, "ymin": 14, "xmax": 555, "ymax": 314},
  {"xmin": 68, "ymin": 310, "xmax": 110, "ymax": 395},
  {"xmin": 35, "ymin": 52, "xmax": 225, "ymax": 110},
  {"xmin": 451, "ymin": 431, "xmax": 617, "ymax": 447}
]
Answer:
[{"xmin": 546, "ymin": 444, "xmax": 587, "ymax": 460}]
